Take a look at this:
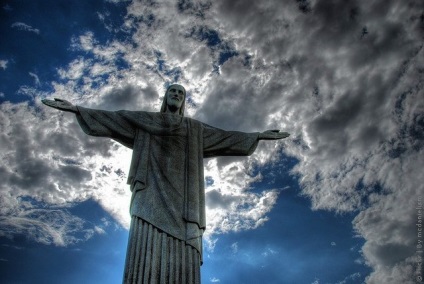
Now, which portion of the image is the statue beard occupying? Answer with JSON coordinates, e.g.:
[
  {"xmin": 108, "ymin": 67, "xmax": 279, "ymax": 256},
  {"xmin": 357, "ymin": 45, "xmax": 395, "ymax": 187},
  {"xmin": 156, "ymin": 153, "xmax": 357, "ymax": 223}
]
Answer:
[{"xmin": 166, "ymin": 103, "xmax": 181, "ymax": 113}]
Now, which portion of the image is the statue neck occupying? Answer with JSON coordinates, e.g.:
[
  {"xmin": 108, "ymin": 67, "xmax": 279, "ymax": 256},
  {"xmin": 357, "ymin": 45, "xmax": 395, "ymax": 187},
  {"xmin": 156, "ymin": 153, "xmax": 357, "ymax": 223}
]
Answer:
[{"xmin": 165, "ymin": 105, "xmax": 181, "ymax": 115}]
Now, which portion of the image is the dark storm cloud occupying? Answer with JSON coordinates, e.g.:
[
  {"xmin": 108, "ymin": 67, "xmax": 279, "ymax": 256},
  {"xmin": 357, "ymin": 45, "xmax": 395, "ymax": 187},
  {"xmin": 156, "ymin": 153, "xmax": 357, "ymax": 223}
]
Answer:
[
  {"xmin": 368, "ymin": 243, "xmax": 415, "ymax": 268},
  {"xmin": 58, "ymin": 165, "xmax": 92, "ymax": 183},
  {"xmin": 203, "ymin": 1, "xmax": 423, "ymax": 282},
  {"xmin": 177, "ymin": 0, "xmax": 211, "ymax": 17},
  {"xmin": 1, "ymin": 107, "xmax": 57, "ymax": 191},
  {"xmin": 38, "ymin": 131, "xmax": 82, "ymax": 156},
  {"xmin": 309, "ymin": 91, "xmax": 363, "ymax": 132},
  {"xmin": 0, "ymin": 100, "xmax": 129, "ymax": 244},
  {"xmin": 195, "ymin": 59, "xmax": 292, "ymax": 132},
  {"xmin": 1, "ymin": 104, "xmax": 112, "ymax": 194},
  {"xmin": 197, "ymin": 80, "xmax": 262, "ymax": 130},
  {"xmin": 306, "ymin": 88, "xmax": 388, "ymax": 157},
  {"xmin": 7, "ymin": 159, "xmax": 52, "ymax": 190},
  {"xmin": 96, "ymin": 84, "xmax": 159, "ymax": 111}
]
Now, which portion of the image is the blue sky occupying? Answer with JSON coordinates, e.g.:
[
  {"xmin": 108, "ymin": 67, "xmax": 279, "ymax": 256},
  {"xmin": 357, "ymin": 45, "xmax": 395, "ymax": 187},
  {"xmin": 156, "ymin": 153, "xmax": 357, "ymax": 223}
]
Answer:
[{"xmin": 0, "ymin": 0, "xmax": 422, "ymax": 283}]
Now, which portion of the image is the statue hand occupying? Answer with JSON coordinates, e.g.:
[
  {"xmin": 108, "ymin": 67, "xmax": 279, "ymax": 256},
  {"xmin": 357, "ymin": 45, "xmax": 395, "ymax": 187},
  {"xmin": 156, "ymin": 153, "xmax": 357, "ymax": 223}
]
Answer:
[
  {"xmin": 41, "ymin": 98, "xmax": 77, "ymax": 113},
  {"xmin": 259, "ymin": 130, "xmax": 290, "ymax": 140}
]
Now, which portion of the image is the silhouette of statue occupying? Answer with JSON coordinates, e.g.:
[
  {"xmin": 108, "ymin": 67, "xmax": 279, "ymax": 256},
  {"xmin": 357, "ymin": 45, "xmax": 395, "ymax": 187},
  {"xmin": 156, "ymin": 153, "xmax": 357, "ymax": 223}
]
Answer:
[{"xmin": 42, "ymin": 84, "xmax": 289, "ymax": 283}]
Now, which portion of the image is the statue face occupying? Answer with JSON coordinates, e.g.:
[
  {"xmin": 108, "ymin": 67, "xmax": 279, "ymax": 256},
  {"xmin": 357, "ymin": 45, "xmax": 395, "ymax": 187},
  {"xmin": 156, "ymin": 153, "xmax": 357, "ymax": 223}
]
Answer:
[{"xmin": 166, "ymin": 84, "xmax": 185, "ymax": 110}]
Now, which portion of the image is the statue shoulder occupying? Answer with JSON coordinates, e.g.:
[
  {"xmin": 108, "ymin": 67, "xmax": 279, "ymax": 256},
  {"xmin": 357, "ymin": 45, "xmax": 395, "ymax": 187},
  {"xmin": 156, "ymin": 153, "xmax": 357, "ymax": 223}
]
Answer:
[
  {"xmin": 117, "ymin": 110, "xmax": 157, "ymax": 117},
  {"xmin": 115, "ymin": 110, "xmax": 160, "ymax": 125},
  {"xmin": 184, "ymin": 116, "xmax": 203, "ymax": 126}
]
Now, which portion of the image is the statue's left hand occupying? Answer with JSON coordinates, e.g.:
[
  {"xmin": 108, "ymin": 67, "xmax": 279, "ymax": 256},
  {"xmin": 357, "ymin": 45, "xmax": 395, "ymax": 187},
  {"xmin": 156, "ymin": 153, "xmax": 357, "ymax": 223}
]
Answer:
[
  {"xmin": 259, "ymin": 130, "xmax": 290, "ymax": 140},
  {"xmin": 41, "ymin": 98, "xmax": 78, "ymax": 113}
]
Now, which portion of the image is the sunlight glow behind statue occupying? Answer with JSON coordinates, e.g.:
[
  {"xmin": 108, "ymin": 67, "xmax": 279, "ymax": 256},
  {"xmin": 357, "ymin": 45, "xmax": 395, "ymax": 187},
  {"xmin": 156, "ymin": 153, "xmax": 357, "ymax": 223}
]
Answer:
[{"xmin": 42, "ymin": 84, "xmax": 289, "ymax": 284}]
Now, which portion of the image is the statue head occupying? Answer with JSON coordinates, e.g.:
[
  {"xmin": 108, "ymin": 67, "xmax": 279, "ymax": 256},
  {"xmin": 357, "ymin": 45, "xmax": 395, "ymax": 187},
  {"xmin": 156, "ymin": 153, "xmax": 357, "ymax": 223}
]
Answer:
[{"xmin": 160, "ymin": 84, "xmax": 186, "ymax": 116}]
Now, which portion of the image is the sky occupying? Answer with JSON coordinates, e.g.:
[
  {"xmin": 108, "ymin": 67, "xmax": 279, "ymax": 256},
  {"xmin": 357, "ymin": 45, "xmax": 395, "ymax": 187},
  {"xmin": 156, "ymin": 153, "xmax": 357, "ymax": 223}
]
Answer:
[{"xmin": 0, "ymin": 0, "xmax": 423, "ymax": 283}]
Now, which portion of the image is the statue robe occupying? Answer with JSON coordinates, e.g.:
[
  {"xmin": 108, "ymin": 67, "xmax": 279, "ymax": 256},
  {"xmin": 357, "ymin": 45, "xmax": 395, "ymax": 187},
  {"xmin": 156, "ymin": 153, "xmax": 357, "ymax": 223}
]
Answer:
[{"xmin": 75, "ymin": 106, "xmax": 259, "ymax": 283}]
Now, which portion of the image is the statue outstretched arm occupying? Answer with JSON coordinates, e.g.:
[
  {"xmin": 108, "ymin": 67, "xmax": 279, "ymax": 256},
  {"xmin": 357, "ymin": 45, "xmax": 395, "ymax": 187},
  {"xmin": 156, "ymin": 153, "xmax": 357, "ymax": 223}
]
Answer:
[
  {"xmin": 42, "ymin": 99, "xmax": 135, "ymax": 148},
  {"xmin": 202, "ymin": 124, "xmax": 290, "ymax": 157},
  {"xmin": 258, "ymin": 130, "xmax": 290, "ymax": 140},
  {"xmin": 41, "ymin": 98, "xmax": 78, "ymax": 113}
]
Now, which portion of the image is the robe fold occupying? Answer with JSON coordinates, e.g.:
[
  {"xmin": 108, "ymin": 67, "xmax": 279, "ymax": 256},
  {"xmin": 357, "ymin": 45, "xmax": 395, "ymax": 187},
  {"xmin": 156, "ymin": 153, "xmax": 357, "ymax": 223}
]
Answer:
[{"xmin": 75, "ymin": 106, "xmax": 259, "ymax": 282}]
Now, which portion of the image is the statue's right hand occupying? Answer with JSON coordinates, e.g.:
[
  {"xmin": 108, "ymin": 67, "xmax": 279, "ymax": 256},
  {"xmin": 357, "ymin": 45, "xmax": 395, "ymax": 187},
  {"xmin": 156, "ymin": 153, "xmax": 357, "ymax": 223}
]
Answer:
[{"xmin": 41, "ymin": 98, "xmax": 77, "ymax": 113}]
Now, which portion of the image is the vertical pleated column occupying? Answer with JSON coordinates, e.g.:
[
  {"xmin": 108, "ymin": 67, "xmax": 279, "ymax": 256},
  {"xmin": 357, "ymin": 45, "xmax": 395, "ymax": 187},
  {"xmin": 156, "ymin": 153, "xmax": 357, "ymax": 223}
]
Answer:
[
  {"xmin": 159, "ymin": 233, "xmax": 168, "ymax": 284},
  {"xmin": 123, "ymin": 217, "xmax": 201, "ymax": 284}
]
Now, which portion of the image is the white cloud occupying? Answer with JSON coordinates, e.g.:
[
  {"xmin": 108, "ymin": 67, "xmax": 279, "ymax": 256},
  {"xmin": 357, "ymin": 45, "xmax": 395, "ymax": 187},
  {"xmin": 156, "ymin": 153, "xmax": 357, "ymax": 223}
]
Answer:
[
  {"xmin": 0, "ymin": 60, "xmax": 8, "ymax": 70},
  {"xmin": 0, "ymin": 195, "xmax": 101, "ymax": 246},
  {"xmin": 57, "ymin": 57, "xmax": 88, "ymax": 80},
  {"xmin": 204, "ymin": 236, "xmax": 219, "ymax": 253},
  {"xmin": 94, "ymin": 226, "xmax": 106, "ymax": 235},
  {"xmin": 261, "ymin": 247, "xmax": 278, "ymax": 257},
  {"xmin": 29, "ymin": 72, "xmax": 41, "ymax": 86},
  {"xmin": 0, "ymin": 100, "xmax": 133, "ymax": 235},
  {"xmin": 336, "ymin": 272, "xmax": 361, "ymax": 284},
  {"xmin": 11, "ymin": 22, "xmax": 40, "ymax": 34},
  {"xmin": 203, "ymin": 158, "xmax": 279, "ymax": 237},
  {"xmin": 231, "ymin": 242, "xmax": 238, "ymax": 254},
  {"xmin": 71, "ymin": 31, "xmax": 126, "ymax": 61}
]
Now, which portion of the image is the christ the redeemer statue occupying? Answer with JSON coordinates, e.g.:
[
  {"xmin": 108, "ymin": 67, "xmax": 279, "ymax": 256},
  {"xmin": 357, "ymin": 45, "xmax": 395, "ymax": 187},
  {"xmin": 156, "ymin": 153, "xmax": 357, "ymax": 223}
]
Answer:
[{"xmin": 42, "ymin": 84, "xmax": 289, "ymax": 284}]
